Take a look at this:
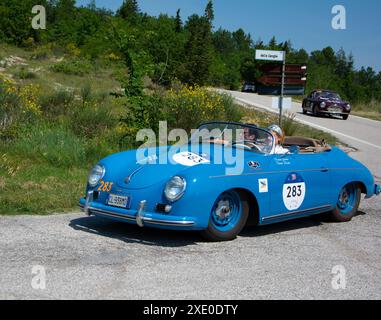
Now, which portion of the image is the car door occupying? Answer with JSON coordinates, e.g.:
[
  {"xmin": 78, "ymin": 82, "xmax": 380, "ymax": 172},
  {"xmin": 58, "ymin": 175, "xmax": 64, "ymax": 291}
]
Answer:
[{"xmin": 262, "ymin": 152, "xmax": 331, "ymax": 223}]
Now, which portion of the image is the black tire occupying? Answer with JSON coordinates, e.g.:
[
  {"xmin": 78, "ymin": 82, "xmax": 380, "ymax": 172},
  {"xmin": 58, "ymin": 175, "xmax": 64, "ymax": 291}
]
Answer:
[
  {"xmin": 201, "ymin": 191, "xmax": 249, "ymax": 242},
  {"xmin": 302, "ymin": 102, "xmax": 307, "ymax": 114},
  {"xmin": 313, "ymin": 105, "xmax": 319, "ymax": 117},
  {"xmin": 342, "ymin": 114, "xmax": 349, "ymax": 120},
  {"xmin": 329, "ymin": 183, "xmax": 361, "ymax": 222}
]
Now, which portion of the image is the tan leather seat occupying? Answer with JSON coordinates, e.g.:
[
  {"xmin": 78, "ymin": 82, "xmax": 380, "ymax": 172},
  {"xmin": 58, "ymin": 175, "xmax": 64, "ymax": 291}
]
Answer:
[
  {"xmin": 283, "ymin": 136, "xmax": 331, "ymax": 153},
  {"xmin": 284, "ymin": 136, "xmax": 320, "ymax": 147}
]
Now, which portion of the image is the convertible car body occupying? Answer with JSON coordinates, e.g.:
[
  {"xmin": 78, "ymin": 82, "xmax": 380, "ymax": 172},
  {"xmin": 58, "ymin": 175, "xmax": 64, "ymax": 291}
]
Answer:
[{"xmin": 79, "ymin": 122, "xmax": 380, "ymax": 241}]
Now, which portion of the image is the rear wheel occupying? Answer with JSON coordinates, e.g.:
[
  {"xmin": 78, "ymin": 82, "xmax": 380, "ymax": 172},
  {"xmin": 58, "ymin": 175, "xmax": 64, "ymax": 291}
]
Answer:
[
  {"xmin": 201, "ymin": 190, "xmax": 249, "ymax": 241},
  {"xmin": 329, "ymin": 183, "xmax": 361, "ymax": 222}
]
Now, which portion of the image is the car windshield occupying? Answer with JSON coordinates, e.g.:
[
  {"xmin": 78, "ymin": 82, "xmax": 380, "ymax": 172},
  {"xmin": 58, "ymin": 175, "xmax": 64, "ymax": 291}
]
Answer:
[
  {"xmin": 189, "ymin": 122, "xmax": 274, "ymax": 154},
  {"xmin": 318, "ymin": 92, "xmax": 341, "ymax": 100}
]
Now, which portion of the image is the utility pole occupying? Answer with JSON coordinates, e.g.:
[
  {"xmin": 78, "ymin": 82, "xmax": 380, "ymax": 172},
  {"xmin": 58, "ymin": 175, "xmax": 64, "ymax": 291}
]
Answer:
[{"xmin": 279, "ymin": 53, "xmax": 286, "ymax": 126}]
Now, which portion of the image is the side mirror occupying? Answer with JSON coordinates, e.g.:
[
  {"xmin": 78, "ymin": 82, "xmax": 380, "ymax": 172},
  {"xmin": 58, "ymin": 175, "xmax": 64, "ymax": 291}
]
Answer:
[{"xmin": 288, "ymin": 145, "xmax": 300, "ymax": 154}]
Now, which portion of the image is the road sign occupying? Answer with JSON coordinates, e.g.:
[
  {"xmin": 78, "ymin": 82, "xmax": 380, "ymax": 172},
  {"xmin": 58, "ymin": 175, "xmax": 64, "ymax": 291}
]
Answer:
[
  {"xmin": 255, "ymin": 50, "xmax": 285, "ymax": 62},
  {"xmin": 255, "ymin": 50, "xmax": 286, "ymax": 125},
  {"xmin": 255, "ymin": 63, "xmax": 307, "ymax": 96},
  {"xmin": 272, "ymin": 97, "xmax": 292, "ymax": 110}
]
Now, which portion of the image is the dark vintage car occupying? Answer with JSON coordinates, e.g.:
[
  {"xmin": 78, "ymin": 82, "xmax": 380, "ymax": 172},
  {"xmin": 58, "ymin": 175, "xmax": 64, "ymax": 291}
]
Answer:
[
  {"xmin": 302, "ymin": 90, "xmax": 351, "ymax": 120},
  {"xmin": 241, "ymin": 82, "xmax": 256, "ymax": 93}
]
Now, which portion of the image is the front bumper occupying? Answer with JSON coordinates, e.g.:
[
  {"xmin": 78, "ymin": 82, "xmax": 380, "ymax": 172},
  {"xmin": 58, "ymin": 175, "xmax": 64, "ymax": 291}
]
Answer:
[
  {"xmin": 318, "ymin": 109, "xmax": 349, "ymax": 115},
  {"xmin": 375, "ymin": 184, "xmax": 381, "ymax": 196},
  {"xmin": 78, "ymin": 193, "xmax": 199, "ymax": 230}
]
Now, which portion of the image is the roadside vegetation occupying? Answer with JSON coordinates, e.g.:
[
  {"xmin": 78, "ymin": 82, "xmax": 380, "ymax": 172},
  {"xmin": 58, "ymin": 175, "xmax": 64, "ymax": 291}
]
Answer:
[
  {"xmin": 0, "ymin": 0, "xmax": 371, "ymax": 215},
  {"xmin": 352, "ymin": 100, "xmax": 381, "ymax": 121}
]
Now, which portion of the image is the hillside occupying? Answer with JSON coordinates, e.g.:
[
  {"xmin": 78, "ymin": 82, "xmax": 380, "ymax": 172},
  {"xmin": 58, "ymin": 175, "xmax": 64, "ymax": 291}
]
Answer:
[{"xmin": 0, "ymin": 43, "xmax": 340, "ymax": 215}]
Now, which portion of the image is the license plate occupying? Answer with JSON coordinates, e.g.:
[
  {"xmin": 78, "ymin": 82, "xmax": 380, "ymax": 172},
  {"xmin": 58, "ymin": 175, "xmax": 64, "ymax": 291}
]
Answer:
[
  {"xmin": 107, "ymin": 194, "xmax": 129, "ymax": 208},
  {"xmin": 328, "ymin": 107, "xmax": 341, "ymax": 113}
]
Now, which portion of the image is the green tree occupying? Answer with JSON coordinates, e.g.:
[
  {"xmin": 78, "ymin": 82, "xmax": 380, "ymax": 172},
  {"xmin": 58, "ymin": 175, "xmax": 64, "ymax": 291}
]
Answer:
[
  {"xmin": 204, "ymin": 0, "xmax": 215, "ymax": 24},
  {"xmin": 268, "ymin": 36, "xmax": 278, "ymax": 50},
  {"xmin": 175, "ymin": 9, "xmax": 182, "ymax": 32},
  {"xmin": 233, "ymin": 29, "xmax": 252, "ymax": 52},
  {"xmin": 179, "ymin": 14, "xmax": 212, "ymax": 85},
  {"xmin": 117, "ymin": 0, "xmax": 140, "ymax": 24}
]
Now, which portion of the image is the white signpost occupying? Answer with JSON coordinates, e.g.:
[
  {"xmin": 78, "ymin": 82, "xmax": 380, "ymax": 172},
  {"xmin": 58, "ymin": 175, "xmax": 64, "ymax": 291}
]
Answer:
[
  {"xmin": 255, "ymin": 49, "xmax": 286, "ymax": 126},
  {"xmin": 255, "ymin": 50, "xmax": 285, "ymax": 62}
]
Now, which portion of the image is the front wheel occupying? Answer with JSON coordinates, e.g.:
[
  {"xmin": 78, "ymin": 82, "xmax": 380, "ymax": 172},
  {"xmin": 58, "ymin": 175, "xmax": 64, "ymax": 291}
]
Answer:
[
  {"xmin": 201, "ymin": 190, "xmax": 249, "ymax": 241},
  {"xmin": 329, "ymin": 183, "xmax": 361, "ymax": 222},
  {"xmin": 302, "ymin": 102, "xmax": 307, "ymax": 114},
  {"xmin": 342, "ymin": 114, "xmax": 349, "ymax": 120},
  {"xmin": 313, "ymin": 105, "xmax": 319, "ymax": 117}
]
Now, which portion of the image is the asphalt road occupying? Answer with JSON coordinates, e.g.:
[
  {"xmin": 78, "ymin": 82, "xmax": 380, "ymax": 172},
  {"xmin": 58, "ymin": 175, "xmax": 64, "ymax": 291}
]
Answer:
[{"xmin": 0, "ymin": 91, "xmax": 380, "ymax": 300}]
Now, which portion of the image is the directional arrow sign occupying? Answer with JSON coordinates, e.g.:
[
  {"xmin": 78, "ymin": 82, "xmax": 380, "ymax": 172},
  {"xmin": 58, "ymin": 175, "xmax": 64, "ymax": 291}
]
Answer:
[{"xmin": 255, "ymin": 49, "xmax": 285, "ymax": 62}]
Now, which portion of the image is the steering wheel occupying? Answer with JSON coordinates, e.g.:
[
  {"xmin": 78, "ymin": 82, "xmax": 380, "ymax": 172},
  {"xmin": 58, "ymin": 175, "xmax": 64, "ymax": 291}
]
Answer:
[{"xmin": 233, "ymin": 140, "xmax": 262, "ymax": 152}]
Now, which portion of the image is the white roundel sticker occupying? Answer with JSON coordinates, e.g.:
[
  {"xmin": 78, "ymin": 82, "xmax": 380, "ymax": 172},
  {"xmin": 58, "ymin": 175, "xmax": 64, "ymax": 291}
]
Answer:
[
  {"xmin": 282, "ymin": 173, "xmax": 306, "ymax": 211},
  {"xmin": 172, "ymin": 152, "xmax": 210, "ymax": 167}
]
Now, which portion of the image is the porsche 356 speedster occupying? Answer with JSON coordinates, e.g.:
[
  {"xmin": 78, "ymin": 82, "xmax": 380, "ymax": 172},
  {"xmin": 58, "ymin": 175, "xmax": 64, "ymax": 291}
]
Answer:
[{"xmin": 79, "ymin": 122, "xmax": 380, "ymax": 241}]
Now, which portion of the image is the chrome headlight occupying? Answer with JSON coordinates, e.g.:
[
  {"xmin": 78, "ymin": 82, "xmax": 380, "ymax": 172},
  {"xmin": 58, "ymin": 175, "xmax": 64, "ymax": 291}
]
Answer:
[
  {"xmin": 88, "ymin": 164, "xmax": 105, "ymax": 187},
  {"xmin": 320, "ymin": 102, "xmax": 326, "ymax": 108},
  {"xmin": 345, "ymin": 104, "xmax": 351, "ymax": 110},
  {"xmin": 164, "ymin": 176, "xmax": 186, "ymax": 202}
]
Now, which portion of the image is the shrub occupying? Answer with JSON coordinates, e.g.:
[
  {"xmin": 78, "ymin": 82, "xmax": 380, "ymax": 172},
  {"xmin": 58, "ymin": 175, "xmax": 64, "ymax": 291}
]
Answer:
[
  {"xmin": 30, "ymin": 46, "xmax": 50, "ymax": 60},
  {"xmin": 13, "ymin": 67, "xmax": 37, "ymax": 79},
  {"xmin": 51, "ymin": 59, "xmax": 93, "ymax": 76},
  {"xmin": 219, "ymin": 92, "xmax": 243, "ymax": 122},
  {"xmin": 119, "ymin": 94, "xmax": 166, "ymax": 148},
  {"xmin": 0, "ymin": 77, "xmax": 41, "ymax": 139},
  {"xmin": 165, "ymin": 85, "xmax": 234, "ymax": 132},
  {"xmin": 67, "ymin": 100, "xmax": 118, "ymax": 139},
  {"xmin": 119, "ymin": 85, "xmax": 244, "ymax": 147},
  {"xmin": 106, "ymin": 52, "xmax": 122, "ymax": 61},
  {"xmin": 80, "ymin": 83, "xmax": 92, "ymax": 104},
  {"xmin": 66, "ymin": 43, "xmax": 81, "ymax": 57},
  {"xmin": 39, "ymin": 89, "xmax": 75, "ymax": 117},
  {"xmin": 282, "ymin": 112, "xmax": 299, "ymax": 136}
]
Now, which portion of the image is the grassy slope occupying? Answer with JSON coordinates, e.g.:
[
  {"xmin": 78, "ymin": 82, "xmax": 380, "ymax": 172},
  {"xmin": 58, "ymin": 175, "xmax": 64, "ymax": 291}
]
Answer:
[
  {"xmin": 0, "ymin": 44, "xmax": 339, "ymax": 215},
  {"xmin": 0, "ymin": 44, "xmax": 121, "ymax": 214}
]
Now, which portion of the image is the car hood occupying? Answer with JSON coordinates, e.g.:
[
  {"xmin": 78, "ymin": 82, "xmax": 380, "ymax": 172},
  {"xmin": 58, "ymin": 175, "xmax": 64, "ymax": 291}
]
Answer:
[
  {"xmin": 101, "ymin": 144, "xmax": 245, "ymax": 190},
  {"xmin": 319, "ymin": 97, "xmax": 348, "ymax": 105}
]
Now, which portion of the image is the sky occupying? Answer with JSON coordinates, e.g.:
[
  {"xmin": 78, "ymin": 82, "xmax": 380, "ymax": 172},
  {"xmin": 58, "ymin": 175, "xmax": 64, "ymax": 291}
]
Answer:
[{"xmin": 76, "ymin": 0, "xmax": 381, "ymax": 72}]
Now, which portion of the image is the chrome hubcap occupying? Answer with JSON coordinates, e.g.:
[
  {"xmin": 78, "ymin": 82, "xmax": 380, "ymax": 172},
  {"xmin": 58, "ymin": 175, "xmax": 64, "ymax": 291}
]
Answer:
[
  {"xmin": 339, "ymin": 189, "xmax": 349, "ymax": 206},
  {"xmin": 215, "ymin": 200, "xmax": 231, "ymax": 220}
]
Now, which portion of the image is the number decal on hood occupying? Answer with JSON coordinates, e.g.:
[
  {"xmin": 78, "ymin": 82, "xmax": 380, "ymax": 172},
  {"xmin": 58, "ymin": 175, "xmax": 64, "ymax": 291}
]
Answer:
[{"xmin": 172, "ymin": 152, "xmax": 210, "ymax": 167}]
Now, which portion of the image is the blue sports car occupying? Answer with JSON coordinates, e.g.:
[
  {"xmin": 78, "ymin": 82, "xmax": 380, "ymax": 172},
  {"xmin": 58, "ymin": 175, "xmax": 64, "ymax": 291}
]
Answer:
[{"xmin": 79, "ymin": 122, "xmax": 380, "ymax": 241}]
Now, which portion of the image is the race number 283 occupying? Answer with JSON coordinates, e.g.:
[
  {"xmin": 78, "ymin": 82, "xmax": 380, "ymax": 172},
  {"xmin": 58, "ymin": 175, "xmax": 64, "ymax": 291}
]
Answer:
[
  {"xmin": 282, "ymin": 173, "xmax": 306, "ymax": 211},
  {"xmin": 286, "ymin": 185, "xmax": 302, "ymax": 198}
]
